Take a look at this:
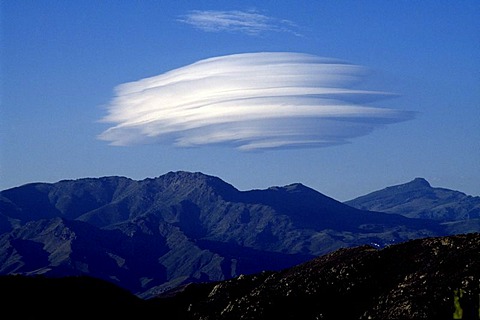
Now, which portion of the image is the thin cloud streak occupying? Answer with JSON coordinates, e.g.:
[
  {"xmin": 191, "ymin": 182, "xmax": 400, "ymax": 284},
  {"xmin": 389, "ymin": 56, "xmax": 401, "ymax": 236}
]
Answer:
[
  {"xmin": 98, "ymin": 52, "xmax": 414, "ymax": 150},
  {"xmin": 178, "ymin": 10, "xmax": 302, "ymax": 36}
]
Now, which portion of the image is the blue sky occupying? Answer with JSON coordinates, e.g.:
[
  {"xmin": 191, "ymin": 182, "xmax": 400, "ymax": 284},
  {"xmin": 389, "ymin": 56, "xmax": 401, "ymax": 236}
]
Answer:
[{"xmin": 2, "ymin": 1, "xmax": 479, "ymax": 201}]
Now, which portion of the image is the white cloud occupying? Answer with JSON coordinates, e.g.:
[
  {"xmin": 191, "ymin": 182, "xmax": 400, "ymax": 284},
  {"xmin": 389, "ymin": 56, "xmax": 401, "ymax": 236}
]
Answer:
[
  {"xmin": 98, "ymin": 52, "xmax": 414, "ymax": 150},
  {"xmin": 178, "ymin": 10, "xmax": 302, "ymax": 36}
]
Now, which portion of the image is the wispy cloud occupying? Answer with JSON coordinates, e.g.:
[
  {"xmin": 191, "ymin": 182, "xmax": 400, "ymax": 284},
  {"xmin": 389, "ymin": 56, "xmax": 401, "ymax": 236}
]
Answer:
[
  {"xmin": 178, "ymin": 10, "xmax": 302, "ymax": 36},
  {"xmin": 98, "ymin": 52, "xmax": 414, "ymax": 151}
]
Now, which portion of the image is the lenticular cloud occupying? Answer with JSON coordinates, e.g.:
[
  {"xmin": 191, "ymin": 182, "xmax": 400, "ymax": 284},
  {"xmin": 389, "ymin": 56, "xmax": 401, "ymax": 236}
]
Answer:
[{"xmin": 98, "ymin": 52, "xmax": 413, "ymax": 150}]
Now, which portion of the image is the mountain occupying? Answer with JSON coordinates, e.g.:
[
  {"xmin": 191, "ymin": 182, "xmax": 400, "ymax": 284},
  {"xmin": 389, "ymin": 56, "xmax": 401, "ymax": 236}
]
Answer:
[
  {"xmin": 0, "ymin": 171, "xmax": 472, "ymax": 298},
  {"xmin": 345, "ymin": 177, "xmax": 480, "ymax": 222},
  {"xmin": 2, "ymin": 233, "xmax": 478, "ymax": 319},
  {"xmin": 150, "ymin": 232, "xmax": 480, "ymax": 320}
]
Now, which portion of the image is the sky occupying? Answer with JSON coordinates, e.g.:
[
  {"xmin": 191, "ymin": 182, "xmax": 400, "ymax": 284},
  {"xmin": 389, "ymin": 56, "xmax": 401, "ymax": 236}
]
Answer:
[{"xmin": 1, "ymin": 0, "xmax": 479, "ymax": 201}]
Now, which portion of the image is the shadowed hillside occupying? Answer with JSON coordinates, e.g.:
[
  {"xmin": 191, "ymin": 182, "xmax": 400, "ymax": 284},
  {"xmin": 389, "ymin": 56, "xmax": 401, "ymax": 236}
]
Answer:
[
  {"xmin": 150, "ymin": 232, "xmax": 480, "ymax": 319},
  {"xmin": 1, "ymin": 233, "xmax": 478, "ymax": 319}
]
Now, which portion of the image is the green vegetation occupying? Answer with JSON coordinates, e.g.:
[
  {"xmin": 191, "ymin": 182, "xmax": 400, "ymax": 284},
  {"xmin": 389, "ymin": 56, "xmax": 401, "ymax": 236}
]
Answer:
[
  {"xmin": 453, "ymin": 289, "xmax": 464, "ymax": 319},
  {"xmin": 453, "ymin": 288, "xmax": 480, "ymax": 320}
]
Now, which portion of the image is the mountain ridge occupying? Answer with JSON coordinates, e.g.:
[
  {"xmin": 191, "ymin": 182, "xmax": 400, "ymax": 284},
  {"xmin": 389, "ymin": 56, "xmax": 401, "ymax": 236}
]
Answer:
[
  {"xmin": 345, "ymin": 177, "xmax": 480, "ymax": 221},
  {"xmin": 1, "ymin": 232, "xmax": 477, "ymax": 319},
  {"xmin": 151, "ymin": 232, "xmax": 480, "ymax": 320},
  {"xmin": 0, "ymin": 171, "xmax": 477, "ymax": 298}
]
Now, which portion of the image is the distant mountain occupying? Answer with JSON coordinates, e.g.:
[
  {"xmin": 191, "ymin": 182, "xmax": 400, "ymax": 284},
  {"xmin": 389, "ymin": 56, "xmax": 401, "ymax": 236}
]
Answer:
[
  {"xmin": 345, "ymin": 177, "xmax": 480, "ymax": 222},
  {"xmin": 0, "ymin": 172, "xmax": 474, "ymax": 298},
  {"xmin": 2, "ymin": 233, "xmax": 478, "ymax": 319}
]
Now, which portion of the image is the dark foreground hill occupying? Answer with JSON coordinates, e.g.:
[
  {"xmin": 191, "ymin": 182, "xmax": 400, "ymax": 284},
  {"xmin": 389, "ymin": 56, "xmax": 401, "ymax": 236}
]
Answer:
[
  {"xmin": 0, "ymin": 171, "xmax": 460, "ymax": 298},
  {"xmin": 1, "ymin": 233, "xmax": 478, "ymax": 319},
  {"xmin": 0, "ymin": 274, "xmax": 151, "ymax": 318},
  {"xmin": 151, "ymin": 232, "xmax": 480, "ymax": 320}
]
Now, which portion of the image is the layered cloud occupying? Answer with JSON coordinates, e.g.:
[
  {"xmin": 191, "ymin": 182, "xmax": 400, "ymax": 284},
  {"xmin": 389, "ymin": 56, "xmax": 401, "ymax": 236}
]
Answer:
[
  {"xmin": 178, "ymin": 10, "xmax": 301, "ymax": 36},
  {"xmin": 98, "ymin": 52, "xmax": 414, "ymax": 151}
]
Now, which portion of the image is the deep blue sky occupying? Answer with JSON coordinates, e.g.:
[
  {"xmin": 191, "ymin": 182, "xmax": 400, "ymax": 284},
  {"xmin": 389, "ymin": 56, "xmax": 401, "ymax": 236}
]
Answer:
[{"xmin": 2, "ymin": 1, "xmax": 479, "ymax": 200}]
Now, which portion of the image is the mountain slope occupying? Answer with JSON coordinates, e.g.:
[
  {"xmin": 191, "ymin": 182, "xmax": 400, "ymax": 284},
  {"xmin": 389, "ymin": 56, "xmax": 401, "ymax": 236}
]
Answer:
[
  {"xmin": 151, "ymin": 232, "xmax": 480, "ymax": 320},
  {"xmin": 345, "ymin": 177, "xmax": 480, "ymax": 221},
  {"xmin": 0, "ymin": 172, "xmax": 470, "ymax": 298},
  {"xmin": 2, "ymin": 233, "xmax": 478, "ymax": 319}
]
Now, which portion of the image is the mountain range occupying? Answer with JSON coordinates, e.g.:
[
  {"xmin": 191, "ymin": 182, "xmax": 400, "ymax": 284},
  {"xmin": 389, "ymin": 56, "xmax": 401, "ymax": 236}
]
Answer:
[
  {"xmin": 1, "ymin": 232, "xmax": 478, "ymax": 319},
  {"xmin": 0, "ymin": 171, "xmax": 478, "ymax": 298}
]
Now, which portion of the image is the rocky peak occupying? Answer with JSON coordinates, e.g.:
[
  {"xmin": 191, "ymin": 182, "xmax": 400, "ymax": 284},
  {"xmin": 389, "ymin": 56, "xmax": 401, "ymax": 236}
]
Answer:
[
  {"xmin": 408, "ymin": 177, "xmax": 431, "ymax": 188},
  {"xmin": 153, "ymin": 171, "xmax": 239, "ymax": 195}
]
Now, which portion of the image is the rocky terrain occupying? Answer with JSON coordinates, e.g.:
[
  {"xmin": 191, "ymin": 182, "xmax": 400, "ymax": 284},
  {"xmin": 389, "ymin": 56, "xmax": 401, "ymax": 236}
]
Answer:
[
  {"xmin": 1, "ymin": 233, "xmax": 478, "ymax": 319},
  {"xmin": 150, "ymin": 232, "xmax": 480, "ymax": 319}
]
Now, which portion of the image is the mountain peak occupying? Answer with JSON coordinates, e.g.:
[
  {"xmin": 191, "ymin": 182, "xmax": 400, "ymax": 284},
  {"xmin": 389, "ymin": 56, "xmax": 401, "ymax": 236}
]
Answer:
[
  {"xmin": 345, "ymin": 177, "xmax": 480, "ymax": 221},
  {"xmin": 268, "ymin": 183, "xmax": 309, "ymax": 192},
  {"xmin": 152, "ymin": 171, "xmax": 240, "ymax": 198},
  {"xmin": 156, "ymin": 171, "xmax": 227, "ymax": 186},
  {"xmin": 408, "ymin": 177, "xmax": 431, "ymax": 188}
]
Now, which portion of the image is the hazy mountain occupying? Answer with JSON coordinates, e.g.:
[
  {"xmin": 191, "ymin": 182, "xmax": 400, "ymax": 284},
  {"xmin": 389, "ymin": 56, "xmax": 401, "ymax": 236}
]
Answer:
[
  {"xmin": 345, "ymin": 177, "xmax": 480, "ymax": 221},
  {"xmin": 2, "ymin": 233, "xmax": 478, "ymax": 319},
  {"xmin": 0, "ymin": 171, "xmax": 473, "ymax": 298}
]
